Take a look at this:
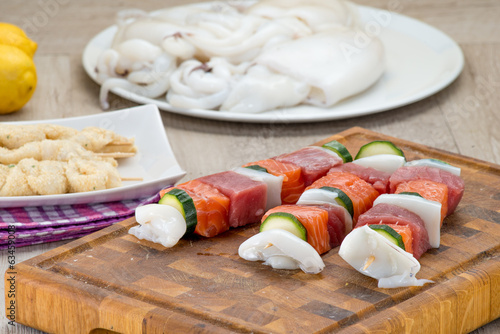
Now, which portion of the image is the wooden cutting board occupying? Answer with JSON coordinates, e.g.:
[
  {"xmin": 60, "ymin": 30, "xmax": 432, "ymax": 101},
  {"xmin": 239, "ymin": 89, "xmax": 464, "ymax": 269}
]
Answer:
[{"xmin": 5, "ymin": 127, "xmax": 500, "ymax": 334}]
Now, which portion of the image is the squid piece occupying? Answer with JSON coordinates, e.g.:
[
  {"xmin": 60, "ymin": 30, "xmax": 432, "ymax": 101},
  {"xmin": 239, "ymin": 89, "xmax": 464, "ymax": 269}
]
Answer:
[
  {"xmin": 97, "ymin": 38, "xmax": 165, "ymax": 82},
  {"xmin": 167, "ymin": 58, "xmax": 250, "ymax": 110},
  {"xmin": 374, "ymin": 194, "xmax": 442, "ymax": 248},
  {"xmin": 111, "ymin": 10, "xmax": 206, "ymax": 47},
  {"xmin": 99, "ymin": 53, "xmax": 175, "ymax": 110},
  {"xmin": 247, "ymin": 0, "xmax": 360, "ymax": 33},
  {"xmin": 0, "ymin": 140, "xmax": 117, "ymax": 165},
  {"xmin": 353, "ymin": 154, "xmax": 406, "ymax": 174},
  {"xmin": 220, "ymin": 64, "xmax": 310, "ymax": 113},
  {"xmin": 129, "ymin": 204, "xmax": 187, "ymax": 248},
  {"xmin": 98, "ymin": 40, "xmax": 177, "ymax": 109},
  {"xmin": 338, "ymin": 225, "xmax": 433, "ymax": 288},
  {"xmin": 0, "ymin": 157, "xmax": 122, "ymax": 197},
  {"xmin": 238, "ymin": 229, "xmax": 325, "ymax": 274},
  {"xmin": 256, "ymin": 30, "xmax": 385, "ymax": 108}
]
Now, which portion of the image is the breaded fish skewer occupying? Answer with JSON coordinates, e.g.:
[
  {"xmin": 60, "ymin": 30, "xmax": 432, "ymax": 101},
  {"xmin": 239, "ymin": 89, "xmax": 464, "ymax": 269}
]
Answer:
[
  {"xmin": 0, "ymin": 157, "xmax": 122, "ymax": 197},
  {"xmin": 0, "ymin": 124, "xmax": 136, "ymax": 153},
  {"xmin": 0, "ymin": 139, "xmax": 123, "ymax": 165}
]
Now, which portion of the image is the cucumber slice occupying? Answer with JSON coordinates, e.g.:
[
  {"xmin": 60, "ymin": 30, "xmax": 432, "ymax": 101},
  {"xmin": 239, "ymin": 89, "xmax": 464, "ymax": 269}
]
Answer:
[
  {"xmin": 355, "ymin": 141, "xmax": 405, "ymax": 160},
  {"xmin": 369, "ymin": 224, "xmax": 405, "ymax": 251},
  {"xmin": 319, "ymin": 186, "xmax": 354, "ymax": 218},
  {"xmin": 260, "ymin": 212, "xmax": 307, "ymax": 241},
  {"xmin": 398, "ymin": 191, "xmax": 423, "ymax": 198},
  {"xmin": 322, "ymin": 140, "xmax": 353, "ymax": 163},
  {"xmin": 244, "ymin": 165, "xmax": 269, "ymax": 173},
  {"xmin": 159, "ymin": 188, "xmax": 197, "ymax": 234}
]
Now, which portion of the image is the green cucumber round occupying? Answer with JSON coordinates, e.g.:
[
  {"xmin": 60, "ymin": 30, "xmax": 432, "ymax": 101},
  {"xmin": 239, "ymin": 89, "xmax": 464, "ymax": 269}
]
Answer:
[
  {"xmin": 398, "ymin": 191, "xmax": 424, "ymax": 198},
  {"xmin": 369, "ymin": 224, "xmax": 405, "ymax": 251},
  {"xmin": 244, "ymin": 165, "xmax": 269, "ymax": 173},
  {"xmin": 260, "ymin": 212, "xmax": 307, "ymax": 241},
  {"xmin": 319, "ymin": 186, "xmax": 354, "ymax": 218},
  {"xmin": 322, "ymin": 140, "xmax": 353, "ymax": 163},
  {"xmin": 159, "ymin": 188, "xmax": 197, "ymax": 235},
  {"xmin": 355, "ymin": 141, "xmax": 405, "ymax": 160}
]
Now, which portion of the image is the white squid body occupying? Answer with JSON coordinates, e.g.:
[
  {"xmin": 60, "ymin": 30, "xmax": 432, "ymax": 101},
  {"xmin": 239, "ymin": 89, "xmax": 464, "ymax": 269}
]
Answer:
[
  {"xmin": 256, "ymin": 30, "xmax": 385, "ymax": 108},
  {"xmin": 404, "ymin": 159, "xmax": 461, "ymax": 176},
  {"xmin": 374, "ymin": 194, "xmax": 442, "ymax": 248},
  {"xmin": 129, "ymin": 204, "xmax": 186, "ymax": 248},
  {"xmin": 339, "ymin": 225, "xmax": 433, "ymax": 288},
  {"xmin": 353, "ymin": 154, "xmax": 406, "ymax": 174},
  {"xmin": 220, "ymin": 64, "xmax": 310, "ymax": 113},
  {"xmin": 247, "ymin": 0, "xmax": 359, "ymax": 33},
  {"xmin": 238, "ymin": 229, "xmax": 325, "ymax": 274}
]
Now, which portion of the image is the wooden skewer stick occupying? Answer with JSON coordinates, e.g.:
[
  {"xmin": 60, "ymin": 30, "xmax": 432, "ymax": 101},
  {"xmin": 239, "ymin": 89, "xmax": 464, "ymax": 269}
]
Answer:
[
  {"xmin": 363, "ymin": 255, "xmax": 375, "ymax": 271},
  {"xmin": 96, "ymin": 152, "xmax": 136, "ymax": 158},
  {"xmin": 121, "ymin": 177, "xmax": 144, "ymax": 181}
]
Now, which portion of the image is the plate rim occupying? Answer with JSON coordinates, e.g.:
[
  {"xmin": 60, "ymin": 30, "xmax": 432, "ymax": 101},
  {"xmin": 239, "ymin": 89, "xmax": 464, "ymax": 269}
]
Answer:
[{"xmin": 82, "ymin": 3, "xmax": 464, "ymax": 123}]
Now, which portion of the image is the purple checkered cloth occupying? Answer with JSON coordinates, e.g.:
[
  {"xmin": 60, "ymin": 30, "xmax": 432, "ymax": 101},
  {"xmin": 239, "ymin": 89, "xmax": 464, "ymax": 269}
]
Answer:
[{"xmin": 0, "ymin": 194, "xmax": 160, "ymax": 249}]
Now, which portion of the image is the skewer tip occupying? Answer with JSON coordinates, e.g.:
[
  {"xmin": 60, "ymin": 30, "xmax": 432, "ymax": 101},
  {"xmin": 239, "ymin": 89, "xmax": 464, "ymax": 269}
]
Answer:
[
  {"xmin": 121, "ymin": 177, "xmax": 144, "ymax": 182},
  {"xmin": 363, "ymin": 255, "xmax": 375, "ymax": 271}
]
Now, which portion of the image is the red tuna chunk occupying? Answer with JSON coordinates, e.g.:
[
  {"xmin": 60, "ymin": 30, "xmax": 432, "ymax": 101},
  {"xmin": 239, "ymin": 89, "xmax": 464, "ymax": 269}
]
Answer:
[
  {"xmin": 198, "ymin": 171, "xmax": 267, "ymax": 227},
  {"xmin": 274, "ymin": 146, "xmax": 343, "ymax": 186}
]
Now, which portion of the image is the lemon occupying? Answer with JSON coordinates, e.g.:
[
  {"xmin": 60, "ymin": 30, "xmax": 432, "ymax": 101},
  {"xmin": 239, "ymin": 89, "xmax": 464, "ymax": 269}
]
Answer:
[
  {"xmin": 0, "ymin": 22, "xmax": 38, "ymax": 58},
  {"xmin": 0, "ymin": 45, "xmax": 37, "ymax": 114}
]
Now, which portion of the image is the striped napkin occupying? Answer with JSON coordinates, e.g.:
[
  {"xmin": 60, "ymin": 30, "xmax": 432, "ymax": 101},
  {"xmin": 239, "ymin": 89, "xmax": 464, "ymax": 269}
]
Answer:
[{"xmin": 0, "ymin": 194, "xmax": 160, "ymax": 249}]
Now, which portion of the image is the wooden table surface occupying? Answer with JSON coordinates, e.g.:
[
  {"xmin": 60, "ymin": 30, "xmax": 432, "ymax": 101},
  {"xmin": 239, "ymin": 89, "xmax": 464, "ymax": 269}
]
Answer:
[{"xmin": 0, "ymin": 0, "xmax": 499, "ymax": 333}]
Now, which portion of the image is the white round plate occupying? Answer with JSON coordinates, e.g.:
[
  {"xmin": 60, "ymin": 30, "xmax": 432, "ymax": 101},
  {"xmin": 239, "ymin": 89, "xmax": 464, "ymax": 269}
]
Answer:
[{"xmin": 82, "ymin": 4, "xmax": 464, "ymax": 123}]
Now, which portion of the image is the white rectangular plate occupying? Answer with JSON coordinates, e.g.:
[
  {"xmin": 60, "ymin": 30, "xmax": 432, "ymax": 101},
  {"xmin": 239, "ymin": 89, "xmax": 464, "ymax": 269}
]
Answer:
[{"xmin": 0, "ymin": 104, "xmax": 186, "ymax": 208}]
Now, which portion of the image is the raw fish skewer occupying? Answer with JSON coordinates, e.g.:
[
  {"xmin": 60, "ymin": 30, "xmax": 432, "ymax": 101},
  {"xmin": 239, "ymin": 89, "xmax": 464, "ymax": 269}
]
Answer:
[
  {"xmin": 130, "ymin": 140, "xmax": 350, "ymax": 248},
  {"xmin": 240, "ymin": 141, "xmax": 465, "ymax": 285},
  {"xmin": 338, "ymin": 160, "xmax": 465, "ymax": 288}
]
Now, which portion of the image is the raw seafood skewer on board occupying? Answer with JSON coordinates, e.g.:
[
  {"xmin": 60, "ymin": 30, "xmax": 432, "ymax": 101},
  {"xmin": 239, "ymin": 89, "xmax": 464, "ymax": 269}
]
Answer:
[
  {"xmin": 129, "ymin": 140, "xmax": 349, "ymax": 247},
  {"xmin": 238, "ymin": 142, "xmax": 390, "ymax": 273},
  {"xmin": 339, "ymin": 156, "xmax": 464, "ymax": 287},
  {"xmin": 239, "ymin": 141, "xmax": 465, "ymax": 288}
]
